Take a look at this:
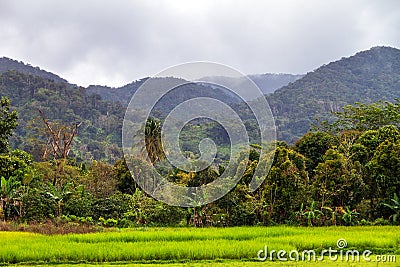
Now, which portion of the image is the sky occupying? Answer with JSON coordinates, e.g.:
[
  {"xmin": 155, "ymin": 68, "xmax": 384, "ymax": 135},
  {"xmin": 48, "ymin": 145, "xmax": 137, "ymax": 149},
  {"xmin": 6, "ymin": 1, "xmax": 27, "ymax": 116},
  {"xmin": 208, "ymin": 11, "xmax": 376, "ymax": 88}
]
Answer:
[{"xmin": 0, "ymin": 0, "xmax": 399, "ymax": 87}]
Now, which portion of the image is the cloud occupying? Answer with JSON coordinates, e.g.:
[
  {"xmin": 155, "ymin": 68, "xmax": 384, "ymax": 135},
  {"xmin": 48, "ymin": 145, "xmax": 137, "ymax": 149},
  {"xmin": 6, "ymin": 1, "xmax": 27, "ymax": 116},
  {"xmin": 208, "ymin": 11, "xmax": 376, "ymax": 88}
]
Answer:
[{"xmin": 0, "ymin": 0, "xmax": 399, "ymax": 87}]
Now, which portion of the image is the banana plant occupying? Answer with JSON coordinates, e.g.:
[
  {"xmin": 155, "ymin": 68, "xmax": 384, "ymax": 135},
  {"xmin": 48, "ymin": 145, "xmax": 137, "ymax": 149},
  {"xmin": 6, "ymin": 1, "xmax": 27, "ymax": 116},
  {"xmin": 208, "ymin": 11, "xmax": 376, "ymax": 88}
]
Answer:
[
  {"xmin": 296, "ymin": 201, "xmax": 323, "ymax": 227},
  {"xmin": 45, "ymin": 182, "xmax": 72, "ymax": 217},
  {"xmin": 1, "ymin": 176, "xmax": 21, "ymax": 221},
  {"xmin": 342, "ymin": 207, "xmax": 359, "ymax": 226},
  {"xmin": 383, "ymin": 193, "xmax": 400, "ymax": 224}
]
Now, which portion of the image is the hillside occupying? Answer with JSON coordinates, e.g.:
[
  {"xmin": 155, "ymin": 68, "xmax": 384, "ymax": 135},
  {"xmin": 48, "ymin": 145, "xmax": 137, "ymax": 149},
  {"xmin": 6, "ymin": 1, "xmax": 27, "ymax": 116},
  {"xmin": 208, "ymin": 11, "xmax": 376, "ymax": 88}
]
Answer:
[
  {"xmin": 0, "ymin": 70, "xmax": 124, "ymax": 162},
  {"xmin": 0, "ymin": 70, "xmax": 240, "ymax": 163},
  {"xmin": 249, "ymin": 73, "xmax": 304, "ymax": 94},
  {"xmin": 0, "ymin": 57, "xmax": 66, "ymax": 83},
  {"xmin": 268, "ymin": 46, "xmax": 400, "ymax": 142}
]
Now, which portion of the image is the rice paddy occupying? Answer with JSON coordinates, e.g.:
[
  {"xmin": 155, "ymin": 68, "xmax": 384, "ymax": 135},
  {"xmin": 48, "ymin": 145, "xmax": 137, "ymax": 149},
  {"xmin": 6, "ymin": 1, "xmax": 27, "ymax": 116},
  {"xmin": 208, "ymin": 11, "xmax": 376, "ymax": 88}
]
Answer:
[{"xmin": 1, "ymin": 226, "xmax": 399, "ymax": 266}]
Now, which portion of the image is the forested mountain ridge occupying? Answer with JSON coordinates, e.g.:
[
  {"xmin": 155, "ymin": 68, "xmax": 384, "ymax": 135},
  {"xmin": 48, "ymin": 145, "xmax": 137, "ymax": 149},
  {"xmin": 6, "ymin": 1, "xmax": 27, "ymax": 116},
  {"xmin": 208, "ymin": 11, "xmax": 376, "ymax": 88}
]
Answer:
[
  {"xmin": 0, "ymin": 57, "xmax": 67, "ymax": 83},
  {"xmin": 87, "ymin": 77, "xmax": 241, "ymax": 107},
  {"xmin": 1, "ymin": 46, "xmax": 399, "ymax": 156},
  {"xmin": 268, "ymin": 46, "xmax": 400, "ymax": 142},
  {"xmin": 0, "ymin": 71, "xmax": 239, "ymax": 162}
]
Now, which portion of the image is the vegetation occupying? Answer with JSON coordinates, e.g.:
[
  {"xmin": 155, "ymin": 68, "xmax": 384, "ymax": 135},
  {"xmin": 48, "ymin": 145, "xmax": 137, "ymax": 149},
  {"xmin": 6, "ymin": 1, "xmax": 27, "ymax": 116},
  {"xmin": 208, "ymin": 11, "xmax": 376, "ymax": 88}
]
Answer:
[
  {"xmin": 0, "ymin": 70, "xmax": 125, "ymax": 163},
  {"xmin": 0, "ymin": 93, "xmax": 398, "ymax": 227},
  {"xmin": 0, "ymin": 226, "xmax": 399, "ymax": 265},
  {"xmin": 0, "ymin": 57, "xmax": 66, "ymax": 83},
  {"xmin": 0, "ymin": 47, "xmax": 400, "ymax": 266},
  {"xmin": 0, "ymin": 96, "xmax": 18, "ymax": 153}
]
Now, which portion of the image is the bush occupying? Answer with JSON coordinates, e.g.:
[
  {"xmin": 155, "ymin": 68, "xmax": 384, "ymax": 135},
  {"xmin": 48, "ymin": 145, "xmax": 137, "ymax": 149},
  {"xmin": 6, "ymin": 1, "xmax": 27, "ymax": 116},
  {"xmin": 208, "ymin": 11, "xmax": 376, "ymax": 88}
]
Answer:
[
  {"xmin": 98, "ymin": 217, "xmax": 118, "ymax": 227},
  {"xmin": 63, "ymin": 194, "xmax": 94, "ymax": 218},
  {"xmin": 373, "ymin": 218, "xmax": 392, "ymax": 226},
  {"xmin": 91, "ymin": 193, "xmax": 131, "ymax": 220},
  {"xmin": 22, "ymin": 187, "xmax": 57, "ymax": 222}
]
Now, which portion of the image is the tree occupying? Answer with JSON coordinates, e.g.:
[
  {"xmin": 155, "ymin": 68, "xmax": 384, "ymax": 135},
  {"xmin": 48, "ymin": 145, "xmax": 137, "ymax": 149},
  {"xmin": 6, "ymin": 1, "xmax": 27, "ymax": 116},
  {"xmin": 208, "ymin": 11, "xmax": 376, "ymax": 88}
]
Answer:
[
  {"xmin": 0, "ymin": 97, "xmax": 18, "ymax": 154},
  {"xmin": 86, "ymin": 160, "xmax": 116, "ymax": 198},
  {"xmin": 353, "ymin": 126, "xmax": 400, "ymax": 215},
  {"xmin": 367, "ymin": 139, "xmax": 400, "ymax": 202},
  {"xmin": 137, "ymin": 117, "xmax": 165, "ymax": 164},
  {"xmin": 294, "ymin": 131, "xmax": 338, "ymax": 174},
  {"xmin": 0, "ymin": 149, "xmax": 33, "ymax": 183},
  {"xmin": 313, "ymin": 149, "xmax": 365, "ymax": 208},
  {"xmin": 262, "ymin": 146, "xmax": 309, "ymax": 224},
  {"xmin": 114, "ymin": 158, "xmax": 137, "ymax": 194},
  {"xmin": 315, "ymin": 99, "xmax": 400, "ymax": 133},
  {"xmin": 38, "ymin": 109, "xmax": 81, "ymax": 186},
  {"xmin": 295, "ymin": 201, "xmax": 323, "ymax": 226}
]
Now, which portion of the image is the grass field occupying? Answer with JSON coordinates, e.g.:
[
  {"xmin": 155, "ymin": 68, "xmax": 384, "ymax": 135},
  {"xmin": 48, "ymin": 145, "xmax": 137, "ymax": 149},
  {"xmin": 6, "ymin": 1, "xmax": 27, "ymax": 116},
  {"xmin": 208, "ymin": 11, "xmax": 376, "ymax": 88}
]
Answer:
[{"xmin": 1, "ymin": 226, "xmax": 399, "ymax": 266}]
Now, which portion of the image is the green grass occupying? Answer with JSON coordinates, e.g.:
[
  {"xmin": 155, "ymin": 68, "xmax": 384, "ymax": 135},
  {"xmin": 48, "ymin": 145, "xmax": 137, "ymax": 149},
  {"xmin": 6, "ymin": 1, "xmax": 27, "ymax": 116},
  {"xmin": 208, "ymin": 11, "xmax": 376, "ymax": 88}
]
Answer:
[
  {"xmin": 1, "ymin": 226, "xmax": 399, "ymax": 266},
  {"xmin": 10, "ymin": 262, "xmax": 400, "ymax": 267}
]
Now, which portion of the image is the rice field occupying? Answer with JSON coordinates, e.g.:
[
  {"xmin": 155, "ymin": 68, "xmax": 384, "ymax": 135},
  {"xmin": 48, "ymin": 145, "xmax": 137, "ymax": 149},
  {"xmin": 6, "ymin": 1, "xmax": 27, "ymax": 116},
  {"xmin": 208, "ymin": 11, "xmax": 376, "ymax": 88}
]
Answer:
[{"xmin": 1, "ymin": 226, "xmax": 399, "ymax": 266}]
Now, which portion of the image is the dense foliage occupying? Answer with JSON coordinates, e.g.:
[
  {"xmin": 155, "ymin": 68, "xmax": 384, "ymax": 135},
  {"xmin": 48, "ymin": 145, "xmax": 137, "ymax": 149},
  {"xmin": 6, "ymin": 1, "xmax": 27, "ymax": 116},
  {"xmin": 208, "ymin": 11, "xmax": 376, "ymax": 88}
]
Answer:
[
  {"xmin": 0, "ymin": 96, "xmax": 18, "ymax": 153},
  {"xmin": 1, "ymin": 46, "xmax": 400, "ymax": 227},
  {"xmin": 0, "ymin": 70, "xmax": 124, "ymax": 163},
  {"xmin": 0, "ymin": 57, "xmax": 66, "ymax": 83},
  {"xmin": 0, "ymin": 95, "xmax": 399, "ymax": 227}
]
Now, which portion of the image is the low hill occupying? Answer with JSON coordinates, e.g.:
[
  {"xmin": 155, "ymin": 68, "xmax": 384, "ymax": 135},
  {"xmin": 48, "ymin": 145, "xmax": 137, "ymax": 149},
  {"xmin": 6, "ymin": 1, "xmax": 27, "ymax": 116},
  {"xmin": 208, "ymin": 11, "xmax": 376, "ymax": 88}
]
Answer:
[
  {"xmin": 200, "ymin": 73, "xmax": 303, "ymax": 96},
  {"xmin": 87, "ymin": 77, "xmax": 242, "ymax": 107},
  {"xmin": 86, "ymin": 78, "xmax": 147, "ymax": 106},
  {"xmin": 0, "ymin": 70, "xmax": 240, "ymax": 163}
]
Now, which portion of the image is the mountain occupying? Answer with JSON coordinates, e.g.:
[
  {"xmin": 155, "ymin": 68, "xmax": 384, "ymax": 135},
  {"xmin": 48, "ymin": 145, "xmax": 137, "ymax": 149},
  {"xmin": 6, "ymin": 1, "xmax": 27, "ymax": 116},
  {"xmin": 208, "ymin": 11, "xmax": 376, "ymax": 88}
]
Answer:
[
  {"xmin": 1, "ymin": 46, "xmax": 400, "ymax": 161},
  {"xmin": 0, "ymin": 70, "xmax": 241, "ymax": 163},
  {"xmin": 268, "ymin": 46, "xmax": 400, "ymax": 142},
  {"xmin": 87, "ymin": 77, "xmax": 242, "ymax": 107},
  {"xmin": 0, "ymin": 57, "xmax": 67, "ymax": 83},
  {"xmin": 200, "ymin": 73, "xmax": 303, "ymax": 95}
]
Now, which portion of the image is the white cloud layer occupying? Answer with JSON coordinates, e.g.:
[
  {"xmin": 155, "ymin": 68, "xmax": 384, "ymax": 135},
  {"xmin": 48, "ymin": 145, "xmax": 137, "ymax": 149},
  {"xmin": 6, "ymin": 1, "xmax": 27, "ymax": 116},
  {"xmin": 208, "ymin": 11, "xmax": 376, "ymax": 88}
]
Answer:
[{"xmin": 0, "ymin": 0, "xmax": 399, "ymax": 87}]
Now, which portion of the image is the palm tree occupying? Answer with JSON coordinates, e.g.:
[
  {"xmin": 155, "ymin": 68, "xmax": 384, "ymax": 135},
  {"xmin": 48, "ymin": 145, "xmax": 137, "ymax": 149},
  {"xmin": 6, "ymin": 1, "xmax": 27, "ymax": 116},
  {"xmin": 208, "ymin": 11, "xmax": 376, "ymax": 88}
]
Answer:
[{"xmin": 137, "ymin": 117, "xmax": 165, "ymax": 164}]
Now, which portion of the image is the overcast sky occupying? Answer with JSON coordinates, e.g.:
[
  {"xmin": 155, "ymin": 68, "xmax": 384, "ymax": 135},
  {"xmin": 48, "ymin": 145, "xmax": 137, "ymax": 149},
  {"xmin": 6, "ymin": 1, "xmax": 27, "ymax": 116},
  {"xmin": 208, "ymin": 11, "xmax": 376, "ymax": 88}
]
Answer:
[{"xmin": 0, "ymin": 0, "xmax": 399, "ymax": 87}]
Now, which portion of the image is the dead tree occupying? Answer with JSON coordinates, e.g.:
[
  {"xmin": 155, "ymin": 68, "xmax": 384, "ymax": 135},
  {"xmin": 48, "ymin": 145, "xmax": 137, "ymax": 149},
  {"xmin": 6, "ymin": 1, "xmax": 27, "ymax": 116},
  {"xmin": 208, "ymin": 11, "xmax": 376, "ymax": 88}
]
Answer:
[{"xmin": 38, "ymin": 109, "xmax": 81, "ymax": 186}]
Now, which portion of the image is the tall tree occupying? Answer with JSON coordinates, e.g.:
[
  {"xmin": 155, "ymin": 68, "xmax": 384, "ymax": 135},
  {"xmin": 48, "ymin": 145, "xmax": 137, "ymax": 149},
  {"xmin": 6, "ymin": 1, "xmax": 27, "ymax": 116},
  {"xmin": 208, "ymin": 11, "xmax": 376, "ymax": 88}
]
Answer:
[
  {"xmin": 262, "ymin": 146, "xmax": 309, "ymax": 223},
  {"xmin": 0, "ymin": 97, "xmax": 18, "ymax": 154},
  {"xmin": 137, "ymin": 117, "xmax": 165, "ymax": 164},
  {"xmin": 294, "ymin": 131, "xmax": 338, "ymax": 174},
  {"xmin": 313, "ymin": 149, "xmax": 365, "ymax": 208},
  {"xmin": 38, "ymin": 109, "xmax": 81, "ymax": 186},
  {"xmin": 113, "ymin": 158, "xmax": 137, "ymax": 194}
]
